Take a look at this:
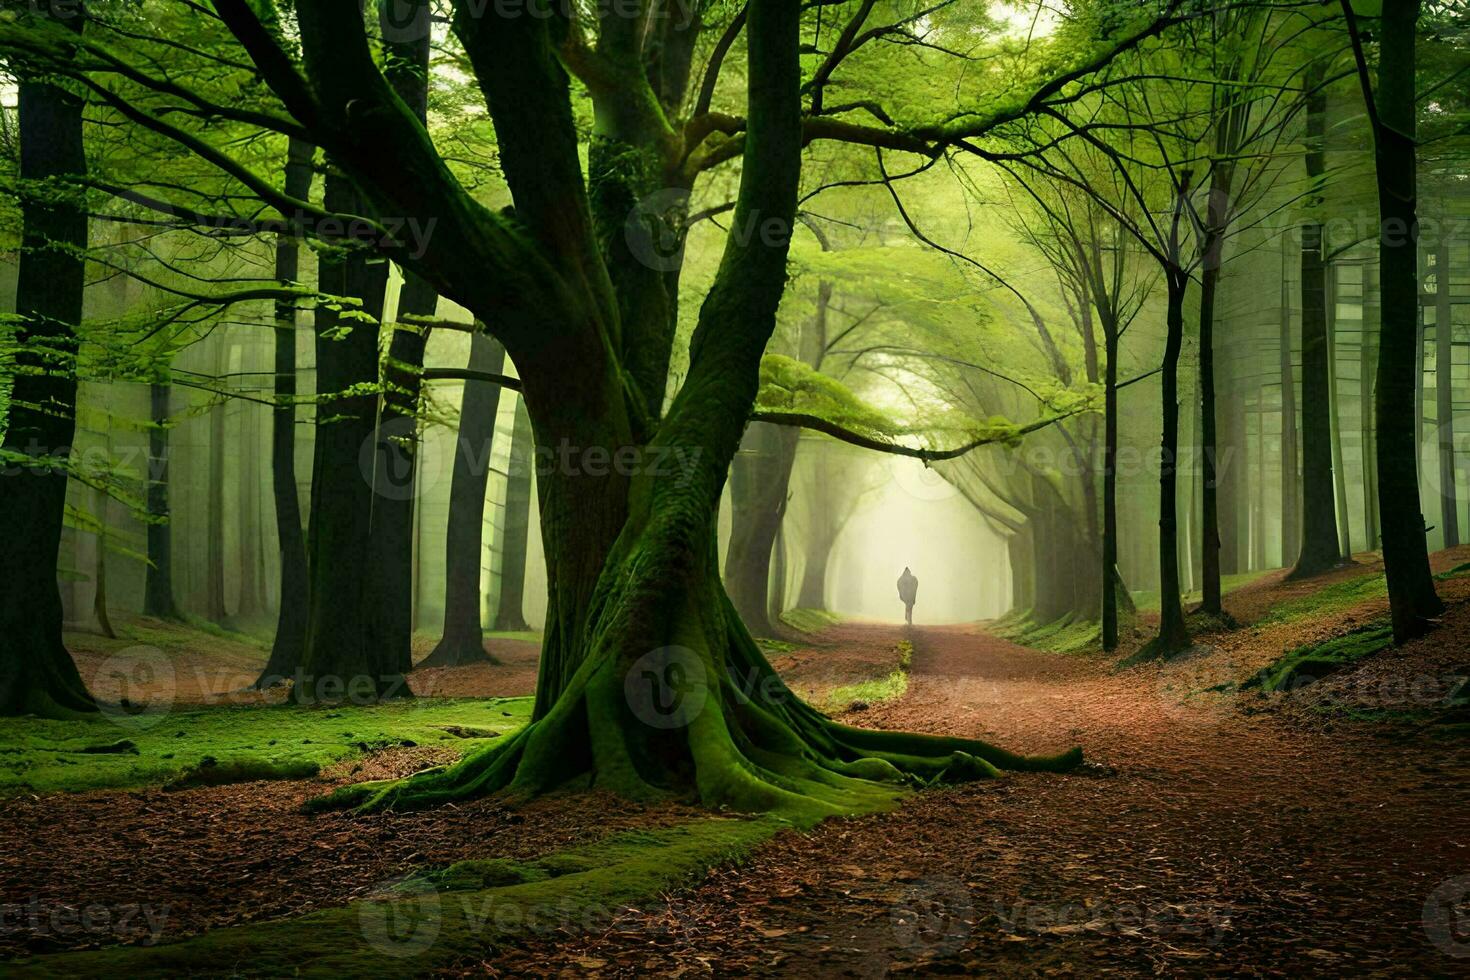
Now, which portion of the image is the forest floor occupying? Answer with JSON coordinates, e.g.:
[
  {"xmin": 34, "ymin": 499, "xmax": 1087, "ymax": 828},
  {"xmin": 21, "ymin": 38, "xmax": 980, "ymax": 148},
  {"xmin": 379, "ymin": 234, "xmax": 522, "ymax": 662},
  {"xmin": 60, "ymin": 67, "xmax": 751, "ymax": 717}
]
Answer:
[{"xmin": 4, "ymin": 554, "xmax": 1470, "ymax": 976}]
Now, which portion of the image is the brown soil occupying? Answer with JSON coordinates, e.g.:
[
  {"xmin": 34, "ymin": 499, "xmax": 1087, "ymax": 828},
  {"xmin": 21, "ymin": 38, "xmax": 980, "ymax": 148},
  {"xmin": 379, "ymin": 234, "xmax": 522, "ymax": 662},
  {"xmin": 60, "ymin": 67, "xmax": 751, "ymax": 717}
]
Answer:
[
  {"xmin": 14, "ymin": 566, "xmax": 1470, "ymax": 975},
  {"xmin": 480, "ymin": 617, "xmax": 1470, "ymax": 976}
]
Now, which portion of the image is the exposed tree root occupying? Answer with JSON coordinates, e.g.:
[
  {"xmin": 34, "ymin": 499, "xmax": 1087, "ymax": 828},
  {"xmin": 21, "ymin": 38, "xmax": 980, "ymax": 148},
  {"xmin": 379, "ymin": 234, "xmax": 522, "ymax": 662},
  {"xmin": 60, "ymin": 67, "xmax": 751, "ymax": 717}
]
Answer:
[
  {"xmin": 417, "ymin": 634, "xmax": 502, "ymax": 669},
  {"xmin": 307, "ymin": 595, "xmax": 1082, "ymax": 826}
]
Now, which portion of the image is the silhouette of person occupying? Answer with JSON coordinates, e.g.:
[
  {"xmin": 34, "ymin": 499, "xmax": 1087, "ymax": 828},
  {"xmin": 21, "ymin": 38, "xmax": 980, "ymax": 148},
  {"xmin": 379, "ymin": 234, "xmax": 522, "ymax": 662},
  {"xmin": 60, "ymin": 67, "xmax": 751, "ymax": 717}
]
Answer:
[{"xmin": 897, "ymin": 567, "xmax": 918, "ymax": 625}]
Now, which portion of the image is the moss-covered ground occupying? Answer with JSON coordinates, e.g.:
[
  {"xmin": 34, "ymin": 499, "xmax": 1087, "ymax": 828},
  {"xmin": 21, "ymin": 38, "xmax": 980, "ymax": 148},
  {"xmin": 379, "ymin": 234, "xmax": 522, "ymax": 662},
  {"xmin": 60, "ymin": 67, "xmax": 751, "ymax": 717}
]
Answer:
[
  {"xmin": 5, "ymin": 817, "xmax": 784, "ymax": 979},
  {"xmin": 778, "ymin": 607, "xmax": 843, "ymax": 635},
  {"xmin": 0, "ymin": 697, "xmax": 532, "ymax": 795},
  {"xmin": 823, "ymin": 639, "xmax": 913, "ymax": 712}
]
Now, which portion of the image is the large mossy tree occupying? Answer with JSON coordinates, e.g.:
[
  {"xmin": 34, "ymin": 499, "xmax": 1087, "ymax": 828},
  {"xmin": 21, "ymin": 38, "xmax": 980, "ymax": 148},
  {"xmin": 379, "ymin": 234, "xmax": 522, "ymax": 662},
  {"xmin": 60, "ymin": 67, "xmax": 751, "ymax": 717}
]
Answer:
[{"xmin": 0, "ymin": 0, "xmax": 1221, "ymax": 805}]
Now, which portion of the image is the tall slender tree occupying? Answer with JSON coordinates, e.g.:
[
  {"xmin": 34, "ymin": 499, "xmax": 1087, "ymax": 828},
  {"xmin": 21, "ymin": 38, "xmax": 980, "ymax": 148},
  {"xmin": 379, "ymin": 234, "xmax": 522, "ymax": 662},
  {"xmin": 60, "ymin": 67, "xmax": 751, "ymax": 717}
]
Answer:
[
  {"xmin": 254, "ymin": 137, "xmax": 314, "ymax": 688},
  {"xmin": 1343, "ymin": 0, "xmax": 1444, "ymax": 641},
  {"xmin": 143, "ymin": 380, "xmax": 181, "ymax": 619},
  {"xmin": 422, "ymin": 330, "xmax": 506, "ymax": 667},
  {"xmin": 491, "ymin": 394, "xmax": 533, "ymax": 635},
  {"xmin": 0, "ymin": 2, "xmax": 94, "ymax": 716}
]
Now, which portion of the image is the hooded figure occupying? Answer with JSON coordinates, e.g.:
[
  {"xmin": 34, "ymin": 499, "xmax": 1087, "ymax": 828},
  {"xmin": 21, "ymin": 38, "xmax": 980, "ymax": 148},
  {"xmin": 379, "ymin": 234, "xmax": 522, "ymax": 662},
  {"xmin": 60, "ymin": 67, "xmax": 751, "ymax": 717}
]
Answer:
[{"xmin": 897, "ymin": 567, "xmax": 918, "ymax": 625}]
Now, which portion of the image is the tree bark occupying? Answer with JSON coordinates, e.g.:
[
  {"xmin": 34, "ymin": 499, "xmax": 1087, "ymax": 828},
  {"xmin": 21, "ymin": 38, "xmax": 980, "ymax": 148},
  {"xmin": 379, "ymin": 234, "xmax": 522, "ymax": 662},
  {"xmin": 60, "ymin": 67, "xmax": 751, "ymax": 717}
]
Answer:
[
  {"xmin": 1435, "ymin": 241, "xmax": 1458, "ymax": 547},
  {"xmin": 296, "ymin": 170, "xmax": 405, "ymax": 702},
  {"xmin": 255, "ymin": 136, "xmax": 313, "ymax": 688},
  {"xmin": 724, "ymin": 421, "xmax": 799, "ymax": 636},
  {"xmin": 422, "ymin": 330, "xmax": 506, "ymax": 667},
  {"xmin": 205, "ymin": 347, "xmax": 229, "ymax": 623},
  {"xmin": 143, "ymin": 382, "xmax": 181, "ymax": 620},
  {"xmin": 1143, "ymin": 276, "xmax": 1192, "ymax": 658},
  {"xmin": 0, "ymin": 7, "xmax": 96, "ymax": 716},
  {"xmin": 365, "ymin": 7, "xmax": 437, "ymax": 676},
  {"xmin": 1198, "ymin": 225, "xmax": 1225, "ymax": 614},
  {"xmin": 1101, "ymin": 322, "xmax": 1121, "ymax": 650},
  {"xmin": 1367, "ymin": 0, "xmax": 1443, "ymax": 641},
  {"xmin": 491, "ymin": 394, "xmax": 534, "ymax": 635},
  {"xmin": 1293, "ymin": 74, "xmax": 1341, "ymax": 579}
]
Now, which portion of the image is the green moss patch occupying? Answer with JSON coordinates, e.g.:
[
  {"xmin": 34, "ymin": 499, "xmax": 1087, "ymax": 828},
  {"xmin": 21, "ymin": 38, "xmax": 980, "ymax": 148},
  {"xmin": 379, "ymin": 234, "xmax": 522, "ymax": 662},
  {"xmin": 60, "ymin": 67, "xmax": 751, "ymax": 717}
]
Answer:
[
  {"xmin": 993, "ymin": 612, "xmax": 1099, "ymax": 654},
  {"xmin": 1258, "ymin": 573, "xmax": 1388, "ymax": 625},
  {"xmin": 4, "ymin": 818, "xmax": 784, "ymax": 979},
  {"xmin": 0, "ymin": 697, "xmax": 533, "ymax": 795},
  {"xmin": 825, "ymin": 639, "xmax": 913, "ymax": 712},
  {"xmin": 1243, "ymin": 621, "xmax": 1395, "ymax": 693},
  {"xmin": 779, "ymin": 607, "xmax": 842, "ymax": 635}
]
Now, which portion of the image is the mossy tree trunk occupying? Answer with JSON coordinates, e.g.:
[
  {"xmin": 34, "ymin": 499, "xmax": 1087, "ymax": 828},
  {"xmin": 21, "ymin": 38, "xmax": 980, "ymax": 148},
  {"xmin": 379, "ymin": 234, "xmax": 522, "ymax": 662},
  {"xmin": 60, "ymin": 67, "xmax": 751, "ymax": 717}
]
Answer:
[
  {"xmin": 0, "ymin": 5, "xmax": 95, "ymax": 716},
  {"xmin": 207, "ymin": 0, "xmax": 1079, "ymax": 814},
  {"xmin": 423, "ymin": 330, "xmax": 505, "ymax": 668}
]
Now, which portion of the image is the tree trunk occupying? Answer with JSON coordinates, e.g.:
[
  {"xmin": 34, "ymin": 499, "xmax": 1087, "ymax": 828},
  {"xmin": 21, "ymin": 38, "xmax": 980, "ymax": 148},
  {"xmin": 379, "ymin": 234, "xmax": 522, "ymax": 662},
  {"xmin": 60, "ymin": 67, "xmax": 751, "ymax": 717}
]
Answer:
[
  {"xmin": 1369, "ymin": 0, "xmax": 1443, "ymax": 642},
  {"xmin": 795, "ymin": 540, "xmax": 831, "ymax": 610},
  {"xmin": 0, "ymin": 16, "xmax": 96, "ymax": 715},
  {"xmin": 491, "ymin": 394, "xmax": 534, "ymax": 635},
  {"xmin": 205, "ymin": 349, "xmax": 229, "ymax": 623},
  {"xmin": 1198, "ymin": 235, "xmax": 1224, "ymax": 614},
  {"xmin": 1293, "ymin": 219, "xmax": 1341, "ymax": 577},
  {"xmin": 296, "ymin": 170, "xmax": 405, "ymax": 702},
  {"xmin": 1142, "ymin": 277, "xmax": 1192, "ymax": 659},
  {"xmin": 724, "ymin": 421, "xmax": 799, "ymax": 637},
  {"xmin": 422, "ymin": 330, "xmax": 506, "ymax": 667},
  {"xmin": 309, "ymin": 0, "xmax": 1080, "ymax": 819},
  {"xmin": 1279, "ymin": 248, "xmax": 1300, "ymax": 569},
  {"xmin": 366, "ymin": 18, "xmax": 437, "ymax": 675},
  {"xmin": 255, "ymin": 137, "xmax": 313, "ymax": 688},
  {"xmin": 144, "ymin": 382, "xmax": 181, "ymax": 620},
  {"xmin": 92, "ymin": 482, "xmax": 115, "ymax": 640},
  {"xmin": 235, "ymin": 366, "xmax": 266, "ymax": 622},
  {"xmin": 1293, "ymin": 74, "xmax": 1341, "ymax": 580},
  {"xmin": 1101, "ymin": 326, "xmax": 1121, "ymax": 650},
  {"xmin": 1435, "ymin": 241, "xmax": 1458, "ymax": 547}
]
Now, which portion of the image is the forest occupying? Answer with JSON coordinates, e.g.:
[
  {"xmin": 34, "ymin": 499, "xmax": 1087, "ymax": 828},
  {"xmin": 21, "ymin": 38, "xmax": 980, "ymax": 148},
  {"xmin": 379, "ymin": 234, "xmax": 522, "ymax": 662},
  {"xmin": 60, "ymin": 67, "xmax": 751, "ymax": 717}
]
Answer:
[{"xmin": 0, "ymin": 0, "xmax": 1468, "ymax": 976}]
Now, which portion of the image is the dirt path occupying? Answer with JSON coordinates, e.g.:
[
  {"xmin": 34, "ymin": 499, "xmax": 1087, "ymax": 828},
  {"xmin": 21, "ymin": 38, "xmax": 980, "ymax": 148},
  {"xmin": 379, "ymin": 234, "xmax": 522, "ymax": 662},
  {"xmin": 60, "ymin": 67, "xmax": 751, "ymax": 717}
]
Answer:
[{"xmin": 485, "ymin": 624, "xmax": 1470, "ymax": 977}]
